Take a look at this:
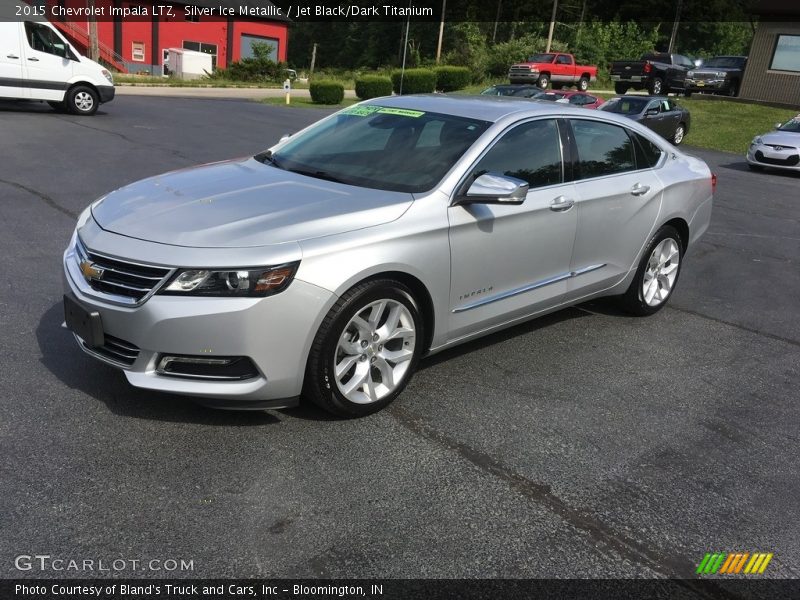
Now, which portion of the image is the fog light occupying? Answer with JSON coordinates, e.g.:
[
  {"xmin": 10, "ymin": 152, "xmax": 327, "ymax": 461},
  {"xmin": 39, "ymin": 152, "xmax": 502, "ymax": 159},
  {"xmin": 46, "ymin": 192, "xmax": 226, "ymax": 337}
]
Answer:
[{"xmin": 156, "ymin": 355, "xmax": 259, "ymax": 380}]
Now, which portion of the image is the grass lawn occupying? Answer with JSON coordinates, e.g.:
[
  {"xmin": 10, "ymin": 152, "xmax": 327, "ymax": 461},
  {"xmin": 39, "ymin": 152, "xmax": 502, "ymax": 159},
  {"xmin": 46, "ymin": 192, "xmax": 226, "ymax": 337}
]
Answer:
[
  {"xmin": 260, "ymin": 97, "xmax": 359, "ymax": 109},
  {"xmin": 677, "ymin": 98, "xmax": 797, "ymax": 154}
]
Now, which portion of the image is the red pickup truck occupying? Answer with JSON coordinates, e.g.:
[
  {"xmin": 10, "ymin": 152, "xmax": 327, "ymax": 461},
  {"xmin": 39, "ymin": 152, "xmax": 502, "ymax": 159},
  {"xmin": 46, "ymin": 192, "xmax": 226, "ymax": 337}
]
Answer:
[{"xmin": 508, "ymin": 53, "xmax": 598, "ymax": 91}]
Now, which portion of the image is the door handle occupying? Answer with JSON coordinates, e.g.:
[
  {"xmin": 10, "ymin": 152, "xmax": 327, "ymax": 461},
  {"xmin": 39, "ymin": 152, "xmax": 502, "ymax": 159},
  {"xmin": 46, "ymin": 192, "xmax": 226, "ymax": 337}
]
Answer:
[
  {"xmin": 7, "ymin": 54, "xmax": 19, "ymax": 59},
  {"xmin": 28, "ymin": 57, "xmax": 40, "ymax": 62},
  {"xmin": 550, "ymin": 196, "xmax": 575, "ymax": 211},
  {"xmin": 631, "ymin": 183, "xmax": 650, "ymax": 196}
]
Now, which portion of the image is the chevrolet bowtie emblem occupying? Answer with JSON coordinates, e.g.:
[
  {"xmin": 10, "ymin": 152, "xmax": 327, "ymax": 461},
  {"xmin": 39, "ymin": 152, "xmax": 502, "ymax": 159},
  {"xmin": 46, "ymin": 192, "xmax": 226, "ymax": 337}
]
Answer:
[{"xmin": 79, "ymin": 259, "xmax": 105, "ymax": 281}]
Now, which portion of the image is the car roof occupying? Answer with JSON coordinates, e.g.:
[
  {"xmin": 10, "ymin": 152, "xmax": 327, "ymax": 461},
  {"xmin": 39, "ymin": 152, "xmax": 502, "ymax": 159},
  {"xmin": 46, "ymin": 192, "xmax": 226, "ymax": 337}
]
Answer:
[{"xmin": 362, "ymin": 94, "xmax": 601, "ymax": 122}]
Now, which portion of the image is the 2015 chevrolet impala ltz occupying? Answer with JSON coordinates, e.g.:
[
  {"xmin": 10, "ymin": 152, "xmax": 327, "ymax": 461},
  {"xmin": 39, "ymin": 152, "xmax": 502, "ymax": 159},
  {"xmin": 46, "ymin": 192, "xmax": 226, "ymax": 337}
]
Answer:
[{"xmin": 63, "ymin": 96, "xmax": 714, "ymax": 417}]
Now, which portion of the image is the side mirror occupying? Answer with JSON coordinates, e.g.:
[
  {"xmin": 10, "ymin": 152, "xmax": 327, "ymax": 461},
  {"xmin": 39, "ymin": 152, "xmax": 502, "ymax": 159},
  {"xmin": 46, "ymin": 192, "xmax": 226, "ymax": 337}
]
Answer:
[
  {"xmin": 774, "ymin": 123, "xmax": 782, "ymax": 130},
  {"xmin": 456, "ymin": 173, "xmax": 529, "ymax": 206},
  {"xmin": 645, "ymin": 108, "xmax": 659, "ymax": 116}
]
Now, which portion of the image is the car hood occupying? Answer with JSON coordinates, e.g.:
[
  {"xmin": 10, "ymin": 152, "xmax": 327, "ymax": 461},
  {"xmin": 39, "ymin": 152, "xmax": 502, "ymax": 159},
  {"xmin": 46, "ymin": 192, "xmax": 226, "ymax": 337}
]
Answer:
[
  {"xmin": 758, "ymin": 131, "xmax": 800, "ymax": 147},
  {"xmin": 91, "ymin": 157, "xmax": 414, "ymax": 248}
]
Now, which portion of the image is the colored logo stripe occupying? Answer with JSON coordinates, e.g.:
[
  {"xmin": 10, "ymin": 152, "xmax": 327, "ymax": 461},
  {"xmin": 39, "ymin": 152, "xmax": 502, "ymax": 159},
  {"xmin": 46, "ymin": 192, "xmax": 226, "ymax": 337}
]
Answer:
[{"xmin": 697, "ymin": 552, "xmax": 773, "ymax": 575}]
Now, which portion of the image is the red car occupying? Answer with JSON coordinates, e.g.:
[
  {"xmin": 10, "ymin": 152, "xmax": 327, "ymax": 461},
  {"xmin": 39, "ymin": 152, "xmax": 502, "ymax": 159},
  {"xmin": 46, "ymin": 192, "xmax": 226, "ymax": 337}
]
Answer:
[
  {"xmin": 508, "ymin": 52, "xmax": 598, "ymax": 90},
  {"xmin": 532, "ymin": 90, "xmax": 604, "ymax": 109}
]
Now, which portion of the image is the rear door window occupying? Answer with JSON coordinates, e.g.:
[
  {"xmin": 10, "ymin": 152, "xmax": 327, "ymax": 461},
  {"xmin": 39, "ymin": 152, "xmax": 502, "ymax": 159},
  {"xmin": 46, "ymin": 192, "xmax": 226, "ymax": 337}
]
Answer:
[{"xmin": 570, "ymin": 120, "xmax": 636, "ymax": 179}]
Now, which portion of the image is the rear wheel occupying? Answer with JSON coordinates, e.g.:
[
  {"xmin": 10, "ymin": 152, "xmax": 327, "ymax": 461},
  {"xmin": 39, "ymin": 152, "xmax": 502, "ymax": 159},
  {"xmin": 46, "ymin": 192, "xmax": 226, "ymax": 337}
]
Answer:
[
  {"xmin": 66, "ymin": 85, "xmax": 99, "ymax": 116},
  {"xmin": 620, "ymin": 226, "xmax": 683, "ymax": 316},
  {"xmin": 728, "ymin": 81, "xmax": 739, "ymax": 97},
  {"xmin": 672, "ymin": 122, "xmax": 686, "ymax": 145},
  {"xmin": 648, "ymin": 77, "xmax": 664, "ymax": 95},
  {"xmin": 304, "ymin": 280, "xmax": 423, "ymax": 417},
  {"xmin": 537, "ymin": 74, "xmax": 550, "ymax": 89},
  {"xmin": 614, "ymin": 83, "xmax": 629, "ymax": 95},
  {"xmin": 578, "ymin": 76, "xmax": 589, "ymax": 91}
]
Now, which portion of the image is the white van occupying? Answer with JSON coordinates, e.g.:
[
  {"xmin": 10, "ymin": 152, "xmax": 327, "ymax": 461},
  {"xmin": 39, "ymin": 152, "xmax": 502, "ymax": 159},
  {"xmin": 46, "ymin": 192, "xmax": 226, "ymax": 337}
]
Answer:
[{"xmin": 0, "ymin": 20, "xmax": 114, "ymax": 115}]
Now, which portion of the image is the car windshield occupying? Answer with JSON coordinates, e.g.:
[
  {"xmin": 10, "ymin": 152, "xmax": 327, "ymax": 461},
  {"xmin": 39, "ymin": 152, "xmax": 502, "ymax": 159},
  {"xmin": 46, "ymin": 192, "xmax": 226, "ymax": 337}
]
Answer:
[
  {"xmin": 778, "ymin": 117, "xmax": 800, "ymax": 132},
  {"xmin": 266, "ymin": 106, "xmax": 491, "ymax": 193},
  {"xmin": 599, "ymin": 97, "xmax": 648, "ymax": 115},
  {"xmin": 703, "ymin": 57, "xmax": 744, "ymax": 68},
  {"xmin": 481, "ymin": 86, "xmax": 515, "ymax": 96},
  {"xmin": 534, "ymin": 92, "xmax": 566, "ymax": 102},
  {"xmin": 527, "ymin": 53, "xmax": 556, "ymax": 63}
]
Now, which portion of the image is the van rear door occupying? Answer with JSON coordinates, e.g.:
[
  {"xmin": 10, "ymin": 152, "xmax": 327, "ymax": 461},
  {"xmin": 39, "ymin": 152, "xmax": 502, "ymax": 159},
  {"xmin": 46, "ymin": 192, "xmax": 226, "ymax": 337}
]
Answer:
[
  {"xmin": 20, "ymin": 21, "xmax": 73, "ymax": 102},
  {"xmin": 0, "ymin": 22, "xmax": 27, "ymax": 100}
]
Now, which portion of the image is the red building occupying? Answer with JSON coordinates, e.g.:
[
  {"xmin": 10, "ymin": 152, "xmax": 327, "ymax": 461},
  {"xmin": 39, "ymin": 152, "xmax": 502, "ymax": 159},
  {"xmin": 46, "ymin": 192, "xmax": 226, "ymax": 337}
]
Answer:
[{"xmin": 45, "ymin": 0, "xmax": 289, "ymax": 74}]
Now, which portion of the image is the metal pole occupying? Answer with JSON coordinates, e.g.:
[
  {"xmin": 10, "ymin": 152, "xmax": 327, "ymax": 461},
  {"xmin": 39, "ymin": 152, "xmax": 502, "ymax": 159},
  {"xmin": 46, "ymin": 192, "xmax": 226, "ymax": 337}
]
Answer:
[
  {"xmin": 492, "ymin": 0, "xmax": 502, "ymax": 44},
  {"xmin": 309, "ymin": 43, "xmax": 317, "ymax": 75},
  {"xmin": 435, "ymin": 0, "xmax": 446, "ymax": 64},
  {"xmin": 668, "ymin": 0, "xmax": 682, "ymax": 53},
  {"xmin": 399, "ymin": 15, "xmax": 410, "ymax": 94},
  {"xmin": 546, "ymin": 0, "xmax": 558, "ymax": 53}
]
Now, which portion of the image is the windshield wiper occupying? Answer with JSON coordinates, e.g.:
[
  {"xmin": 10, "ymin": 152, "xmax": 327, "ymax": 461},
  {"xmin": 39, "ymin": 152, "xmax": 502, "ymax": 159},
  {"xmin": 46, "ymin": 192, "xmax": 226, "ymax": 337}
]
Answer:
[
  {"xmin": 254, "ymin": 150, "xmax": 283, "ymax": 169},
  {"xmin": 287, "ymin": 168, "xmax": 347, "ymax": 184}
]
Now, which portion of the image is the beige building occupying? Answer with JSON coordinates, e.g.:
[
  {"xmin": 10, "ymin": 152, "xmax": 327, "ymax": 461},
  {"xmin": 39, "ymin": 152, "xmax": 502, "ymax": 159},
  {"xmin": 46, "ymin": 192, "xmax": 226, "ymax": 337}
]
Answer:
[{"xmin": 740, "ymin": 2, "xmax": 800, "ymax": 107}]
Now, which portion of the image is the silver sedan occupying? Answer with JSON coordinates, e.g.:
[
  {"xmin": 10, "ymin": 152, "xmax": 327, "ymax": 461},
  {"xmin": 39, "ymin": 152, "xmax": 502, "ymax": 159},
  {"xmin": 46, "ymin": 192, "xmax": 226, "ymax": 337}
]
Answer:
[
  {"xmin": 746, "ymin": 116, "xmax": 800, "ymax": 172},
  {"xmin": 63, "ymin": 96, "xmax": 714, "ymax": 417}
]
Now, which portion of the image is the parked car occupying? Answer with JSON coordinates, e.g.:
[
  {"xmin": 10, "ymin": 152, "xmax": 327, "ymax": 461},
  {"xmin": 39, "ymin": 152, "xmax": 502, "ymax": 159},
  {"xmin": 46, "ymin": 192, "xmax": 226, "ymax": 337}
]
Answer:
[
  {"xmin": 0, "ymin": 20, "xmax": 114, "ymax": 115},
  {"xmin": 610, "ymin": 52, "xmax": 695, "ymax": 96},
  {"xmin": 508, "ymin": 52, "xmax": 598, "ymax": 91},
  {"xmin": 63, "ymin": 96, "xmax": 713, "ymax": 417},
  {"xmin": 746, "ymin": 116, "xmax": 800, "ymax": 172},
  {"xmin": 599, "ymin": 95, "xmax": 690, "ymax": 145},
  {"xmin": 480, "ymin": 84, "xmax": 542, "ymax": 98},
  {"xmin": 685, "ymin": 56, "xmax": 747, "ymax": 97},
  {"xmin": 531, "ymin": 90, "xmax": 604, "ymax": 109}
]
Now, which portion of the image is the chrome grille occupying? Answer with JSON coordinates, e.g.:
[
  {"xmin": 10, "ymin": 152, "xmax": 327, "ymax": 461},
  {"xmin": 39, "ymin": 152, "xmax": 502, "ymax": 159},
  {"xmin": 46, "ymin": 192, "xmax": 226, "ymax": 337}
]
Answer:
[
  {"xmin": 76, "ymin": 238, "xmax": 172, "ymax": 303},
  {"xmin": 81, "ymin": 334, "xmax": 140, "ymax": 367},
  {"xmin": 692, "ymin": 72, "xmax": 718, "ymax": 81},
  {"xmin": 509, "ymin": 66, "xmax": 534, "ymax": 75}
]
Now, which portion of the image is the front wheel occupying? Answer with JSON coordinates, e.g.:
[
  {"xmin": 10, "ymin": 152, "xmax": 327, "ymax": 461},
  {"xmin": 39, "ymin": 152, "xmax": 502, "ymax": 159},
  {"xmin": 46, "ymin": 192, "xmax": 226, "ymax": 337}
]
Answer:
[
  {"xmin": 537, "ymin": 74, "xmax": 550, "ymax": 89},
  {"xmin": 620, "ymin": 226, "xmax": 683, "ymax": 316},
  {"xmin": 578, "ymin": 76, "xmax": 589, "ymax": 91},
  {"xmin": 614, "ymin": 83, "xmax": 629, "ymax": 95},
  {"xmin": 66, "ymin": 85, "xmax": 99, "ymax": 116},
  {"xmin": 304, "ymin": 280, "xmax": 423, "ymax": 417},
  {"xmin": 672, "ymin": 122, "xmax": 686, "ymax": 145}
]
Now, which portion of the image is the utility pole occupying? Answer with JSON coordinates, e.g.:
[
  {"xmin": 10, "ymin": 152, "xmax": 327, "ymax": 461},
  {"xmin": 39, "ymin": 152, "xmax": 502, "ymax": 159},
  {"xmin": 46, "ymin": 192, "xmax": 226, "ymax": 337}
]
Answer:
[
  {"xmin": 492, "ymin": 0, "xmax": 502, "ymax": 44},
  {"xmin": 668, "ymin": 0, "xmax": 682, "ymax": 53},
  {"xmin": 545, "ymin": 0, "xmax": 558, "ymax": 53},
  {"xmin": 435, "ymin": 0, "xmax": 446, "ymax": 64},
  {"xmin": 309, "ymin": 43, "xmax": 317, "ymax": 76},
  {"xmin": 87, "ymin": 0, "xmax": 99, "ymax": 62}
]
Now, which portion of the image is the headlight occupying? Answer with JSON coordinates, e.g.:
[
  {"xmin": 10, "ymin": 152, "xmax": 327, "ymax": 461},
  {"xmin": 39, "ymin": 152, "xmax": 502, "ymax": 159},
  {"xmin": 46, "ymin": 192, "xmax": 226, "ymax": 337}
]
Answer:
[
  {"xmin": 101, "ymin": 69, "xmax": 113, "ymax": 85},
  {"xmin": 160, "ymin": 262, "xmax": 299, "ymax": 297},
  {"xmin": 716, "ymin": 71, "xmax": 726, "ymax": 78},
  {"xmin": 751, "ymin": 136, "xmax": 763, "ymax": 146}
]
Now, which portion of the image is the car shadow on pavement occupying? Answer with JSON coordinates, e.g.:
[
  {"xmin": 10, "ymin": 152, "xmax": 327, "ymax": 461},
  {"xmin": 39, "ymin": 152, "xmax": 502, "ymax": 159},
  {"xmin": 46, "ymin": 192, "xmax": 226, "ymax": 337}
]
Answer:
[
  {"xmin": 718, "ymin": 159, "xmax": 800, "ymax": 178},
  {"xmin": 0, "ymin": 99, "xmax": 110, "ymax": 116},
  {"xmin": 36, "ymin": 302, "xmax": 281, "ymax": 425}
]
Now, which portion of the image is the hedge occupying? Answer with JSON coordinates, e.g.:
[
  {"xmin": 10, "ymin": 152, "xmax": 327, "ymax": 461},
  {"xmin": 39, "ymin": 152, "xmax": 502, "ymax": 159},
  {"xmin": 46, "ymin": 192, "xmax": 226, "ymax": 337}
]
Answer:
[
  {"xmin": 433, "ymin": 66, "xmax": 471, "ymax": 92},
  {"xmin": 391, "ymin": 69, "xmax": 436, "ymax": 95},
  {"xmin": 309, "ymin": 80, "xmax": 345, "ymax": 104},
  {"xmin": 355, "ymin": 75, "xmax": 393, "ymax": 100}
]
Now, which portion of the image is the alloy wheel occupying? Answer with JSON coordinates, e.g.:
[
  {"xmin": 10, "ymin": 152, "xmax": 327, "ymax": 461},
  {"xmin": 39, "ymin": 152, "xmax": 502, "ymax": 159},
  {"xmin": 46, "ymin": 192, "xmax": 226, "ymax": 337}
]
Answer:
[
  {"xmin": 74, "ymin": 91, "xmax": 94, "ymax": 112},
  {"xmin": 642, "ymin": 238, "xmax": 680, "ymax": 306}
]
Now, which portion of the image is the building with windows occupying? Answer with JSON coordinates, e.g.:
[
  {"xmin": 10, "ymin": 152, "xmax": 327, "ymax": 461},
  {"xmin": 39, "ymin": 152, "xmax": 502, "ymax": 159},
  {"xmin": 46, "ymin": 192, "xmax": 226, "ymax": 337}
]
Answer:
[
  {"xmin": 740, "ymin": 0, "xmax": 800, "ymax": 107},
  {"xmin": 44, "ymin": 0, "xmax": 289, "ymax": 75}
]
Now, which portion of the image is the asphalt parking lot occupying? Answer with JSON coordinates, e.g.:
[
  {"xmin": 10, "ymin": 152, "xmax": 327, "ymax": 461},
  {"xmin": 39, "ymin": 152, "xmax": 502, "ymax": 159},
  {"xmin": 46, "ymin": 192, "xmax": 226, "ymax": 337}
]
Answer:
[{"xmin": 0, "ymin": 96, "xmax": 798, "ymax": 580}]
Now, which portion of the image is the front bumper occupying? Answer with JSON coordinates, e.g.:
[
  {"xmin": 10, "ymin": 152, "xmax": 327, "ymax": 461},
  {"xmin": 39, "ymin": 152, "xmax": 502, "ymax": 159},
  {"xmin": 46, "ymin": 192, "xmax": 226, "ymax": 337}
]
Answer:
[
  {"xmin": 746, "ymin": 143, "xmax": 800, "ymax": 171},
  {"xmin": 685, "ymin": 79, "xmax": 728, "ymax": 93},
  {"xmin": 98, "ymin": 86, "xmax": 115, "ymax": 103},
  {"xmin": 508, "ymin": 71, "xmax": 539, "ymax": 83},
  {"xmin": 63, "ymin": 238, "xmax": 336, "ymax": 407}
]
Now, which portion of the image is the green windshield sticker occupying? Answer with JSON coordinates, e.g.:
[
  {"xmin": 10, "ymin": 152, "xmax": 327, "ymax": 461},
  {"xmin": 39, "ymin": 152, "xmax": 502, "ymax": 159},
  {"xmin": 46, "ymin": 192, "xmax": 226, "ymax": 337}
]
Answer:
[{"xmin": 342, "ymin": 106, "xmax": 425, "ymax": 118}]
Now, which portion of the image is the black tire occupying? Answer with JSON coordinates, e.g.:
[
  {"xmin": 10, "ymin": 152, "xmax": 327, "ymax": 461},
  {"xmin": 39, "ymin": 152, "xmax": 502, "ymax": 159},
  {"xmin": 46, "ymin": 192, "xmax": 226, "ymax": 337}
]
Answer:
[
  {"xmin": 537, "ymin": 73, "xmax": 550, "ymax": 89},
  {"xmin": 303, "ymin": 279, "xmax": 424, "ymax": 418},
  {"xmin": 672, "ymin": 122, "xmax": 686, "ymax": 145},
  {"xmin": 683, "ymin": 89, "xmax": 693, "ymax": 97},
  {"xmin": 614, "ymin": 83, "xmax": 629, "ymax": 95},
  {"xmin": 47, "ymin": 101, "xmax": 67, "ymax": 112},
  {"xmin": 578, "ymin": 76, "xmax": 589, "ymax": 91},
  {"xmin": 620, "ymin": 226, "xmax": 683, "ymax": 316},
  {"xmin": 66, "ymin": 85, "xmax": 99, "ymax": 116},
  {"xmin": 728, "ymin": 81, "xmax": 739, "ymax": 97},
  {"xmin": 748, "ymin": 163, "xmax": 764, "ymax": 171},
  {"xmin": 648, "ymin": 77, "xmax": 664, "ymax": 95}
]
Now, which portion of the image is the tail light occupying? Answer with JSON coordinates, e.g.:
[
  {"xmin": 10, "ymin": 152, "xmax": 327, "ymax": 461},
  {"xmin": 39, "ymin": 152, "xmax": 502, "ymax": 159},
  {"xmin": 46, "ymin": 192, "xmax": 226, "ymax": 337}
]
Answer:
[
  {"xmin": 711, "ymin": 173, "xmax": 717, "ymax": 193},
  {"xmin": 644, "ymin": 62, "xmax": 652, "ymax": 74}
]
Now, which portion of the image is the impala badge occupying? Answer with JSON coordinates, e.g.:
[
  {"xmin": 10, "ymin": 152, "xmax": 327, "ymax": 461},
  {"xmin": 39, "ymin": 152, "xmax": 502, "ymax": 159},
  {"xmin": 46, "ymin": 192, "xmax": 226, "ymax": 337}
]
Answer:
[{"xmin": 79, "ymin": 259, "xmax": 105, "ymax": 282}]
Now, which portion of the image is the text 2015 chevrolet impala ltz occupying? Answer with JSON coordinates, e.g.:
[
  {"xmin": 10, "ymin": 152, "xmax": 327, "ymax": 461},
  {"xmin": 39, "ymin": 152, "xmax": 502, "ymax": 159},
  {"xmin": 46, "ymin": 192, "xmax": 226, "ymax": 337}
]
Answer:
[{"xmin": 63, "ymin": 96, "xmax": 714, "ymax": 417}]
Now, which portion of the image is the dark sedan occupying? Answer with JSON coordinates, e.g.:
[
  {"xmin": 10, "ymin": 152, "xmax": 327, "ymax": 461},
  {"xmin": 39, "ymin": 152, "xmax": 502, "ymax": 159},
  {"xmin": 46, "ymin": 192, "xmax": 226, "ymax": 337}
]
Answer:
[
  {"xmin": 480, "ymin": 84, "xmax": 542, "ymax": 98},
  {"xmin": 599, "ymin": 95, "xmax": 690, "ymax": 145}
]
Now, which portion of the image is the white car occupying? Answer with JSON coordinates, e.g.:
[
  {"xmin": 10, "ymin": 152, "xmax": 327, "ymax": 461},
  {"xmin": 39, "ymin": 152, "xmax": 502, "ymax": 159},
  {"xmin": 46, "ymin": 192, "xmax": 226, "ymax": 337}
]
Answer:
[
  {"xmin": 0, "ymin": 20, "xmax": 115, "ymax": 115},
  {"xmin": 747, "ymin": 116, "xmax": 800, "ymax": 172}
]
